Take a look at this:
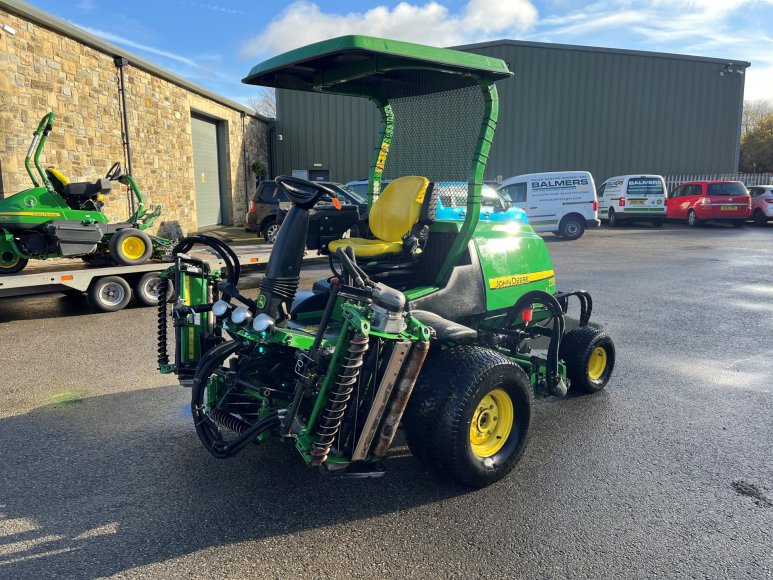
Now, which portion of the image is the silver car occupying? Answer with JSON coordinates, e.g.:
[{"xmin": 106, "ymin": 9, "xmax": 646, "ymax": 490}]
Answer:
[{"xmin": 749, "ymin": 185, "xmax": 773, "ymax": 226}]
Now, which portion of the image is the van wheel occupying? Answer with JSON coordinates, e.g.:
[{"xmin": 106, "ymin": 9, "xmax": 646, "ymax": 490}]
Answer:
[
  {"xmin": 559, "ymin": 215, "xmax": 585, "ymax": 240},
  {"xmin": 753, "ymin": 210, "xmax": 767, "ymax": 227},
  {"xmin": 608, "ymin": 209, "xmax": 619, "ymax": 227},
  {"xmin": 687, "ymin": 210, "xmax": 700, "ymax": 227}
]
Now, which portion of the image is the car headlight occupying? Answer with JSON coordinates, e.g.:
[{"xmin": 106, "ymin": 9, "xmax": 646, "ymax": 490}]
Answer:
[
  {"xmin": 252, "ymin": 313, "xmax": 275, "ymax": 334},
  {"xmin": 212, "ymin": 300, "xmax": 230, "ymax": 318},
  {"xmin": 231, "ymin": 306, "xmax": 252, "ymax": 326}
]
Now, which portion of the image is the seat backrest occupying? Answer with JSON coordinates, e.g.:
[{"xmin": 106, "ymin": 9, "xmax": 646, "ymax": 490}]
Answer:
[
  {"xmin": 369, "ymin": 176, "xmax": 429, "ymax": 242},
  {"xmin": 46, "ymin": 167, "xmax": 70, "ymax": 194}
]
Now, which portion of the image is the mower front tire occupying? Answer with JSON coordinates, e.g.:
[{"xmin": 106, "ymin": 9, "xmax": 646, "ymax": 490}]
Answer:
[
  {"xmin": 560, "ymin": 327, "xmax": 615, "ymax": 394},
  {"xmin": 110, "ymin": 228, "xmax": 153, "ymax": 266},
  {"xmin": 404, "ymin": 346, "xmax": 532, "ymax": 488},
  {"xmin": 88, "ymin": 275, "xmax": 132, "ymax": 312}
]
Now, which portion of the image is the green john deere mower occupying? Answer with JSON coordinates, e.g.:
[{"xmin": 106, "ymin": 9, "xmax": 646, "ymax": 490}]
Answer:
[
  {"xmin": 157, "ymin": 36, "xmax": 616, "ymax": 488},
  {"xmin": 0, "ymin": 112, "xmax": 170, "ymax": 274}
]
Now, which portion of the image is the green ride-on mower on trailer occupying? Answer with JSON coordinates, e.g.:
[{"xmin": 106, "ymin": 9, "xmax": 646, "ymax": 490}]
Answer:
[
  {"xmin": 157, "ymin": 36, "xmax": 616, "ymax": 488},
  {"xmin": 0, "ymin": 112, "xmax": 170, "ymax": 274}
]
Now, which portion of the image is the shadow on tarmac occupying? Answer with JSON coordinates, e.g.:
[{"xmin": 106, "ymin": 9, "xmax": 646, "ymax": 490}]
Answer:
[{"xmin": 0, "ymin": 384, "xmax": 614, "ymax": 577}]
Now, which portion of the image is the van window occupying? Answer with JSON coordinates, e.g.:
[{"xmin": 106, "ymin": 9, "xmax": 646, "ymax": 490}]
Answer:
[
  {"xmin": 627, "ymin": 177, "xmax": 663, "ymax": 196},
  {"xmin": 707, "ymin": 182, "xmax": 747, "ymax": 196},
  {"xmin": 597, "ymin": 183, "xmax": 606, "ymax": 197},
  {"xmin": 500, "ymin": 183, "xmax": 527, "ymax": 203}
]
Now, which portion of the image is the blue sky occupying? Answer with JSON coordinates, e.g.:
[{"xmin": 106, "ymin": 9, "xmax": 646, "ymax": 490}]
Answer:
[{"xmin": 33, "ymin": 0, "xmax": 773, "ymax": 107}]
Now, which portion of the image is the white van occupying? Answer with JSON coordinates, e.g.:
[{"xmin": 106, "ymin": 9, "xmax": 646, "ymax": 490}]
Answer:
[
  {"xmin": 597, "ymin": 175, "xmax": 667, "ymax": 227},
  {"xmin": 497, "ymin": 171, "xmax": 599, "ymax": 240}
]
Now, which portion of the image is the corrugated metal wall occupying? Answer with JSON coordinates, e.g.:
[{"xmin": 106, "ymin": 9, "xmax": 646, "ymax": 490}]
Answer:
[{"xmin": 273, "ymin": 41, "xmax": 747, "ymax": 185}]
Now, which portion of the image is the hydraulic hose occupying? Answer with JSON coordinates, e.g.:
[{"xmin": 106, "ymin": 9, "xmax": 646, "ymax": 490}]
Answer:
[
  {"xmin": 190, "ymin": 339, "xmax": 281, "ymax": 458},
  {"xmin": 173, "ymin": 234, "xmax": 240, "ymax": 288}
]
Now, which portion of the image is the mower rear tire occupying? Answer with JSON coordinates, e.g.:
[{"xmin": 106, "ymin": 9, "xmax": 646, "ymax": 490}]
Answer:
[
  {"xmin": 0, "ymin": 253, "xmax": 28, "ymax": 275},
  {"xmin": 110, "ymin": 228, "xmax": 153, "ymax": 266},
  {"xmin": 560, "ymin": 327, "xmax": 615, "ymax": 394},
  {"xmin": 404, "ymin": 346, "xmax": 532, "ymax": 488},
  {"xmin": 134, "ymin": 272, "xmax": 171, "ymax": 307},
  {"xmin": 88, "ymin": 275, "xmax": 132, "ymax": 312}
]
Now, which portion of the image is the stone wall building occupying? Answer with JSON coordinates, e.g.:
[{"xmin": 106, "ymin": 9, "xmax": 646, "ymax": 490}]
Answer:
[{"xmin": 0, "ymin": 0, "xmax": 268, "ymax": 236}]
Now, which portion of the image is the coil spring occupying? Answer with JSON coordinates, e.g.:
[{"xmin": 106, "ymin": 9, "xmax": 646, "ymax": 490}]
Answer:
[
  {"xmin": 209, "ymin": 408, "xmax": 250, "ymax": 434},
  {"xmin": 157, "ymin": 277, "xmax": 169, "ymax": 366},
  {"xmin": 310, "ymin": 333, "xmax": 369, "ymax": 465}
]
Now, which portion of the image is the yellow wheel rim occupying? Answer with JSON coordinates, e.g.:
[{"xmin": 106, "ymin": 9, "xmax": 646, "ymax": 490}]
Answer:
[
  {"xmin": 588, "ymin": 346, "xmax": 608, "ymax": 381},
  {"xmin": 0, "ymin": 254, "xmax": 20, "ymax": 269},
  {"xmin": 120, "ymin": 236, "xmax": 146, "ymax": 260},
  {"xmin": 469, "ymin": 388, "xmax": 514, "ymax": 458}
]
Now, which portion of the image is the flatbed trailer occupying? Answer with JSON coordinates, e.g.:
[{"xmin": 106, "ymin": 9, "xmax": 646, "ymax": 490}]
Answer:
[{"xmin": 0, "ymin": 246, "xmax": 267, "ymax": 312}]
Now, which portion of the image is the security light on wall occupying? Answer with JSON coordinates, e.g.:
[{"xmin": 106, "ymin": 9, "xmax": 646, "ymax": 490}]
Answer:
[
  {"xmin": 720, "ymin": 63, "xmax": 744, "ymax": 76},
  {"xmin": 1, "ymin": 24, "xmax": 17, "ymax": 35}
]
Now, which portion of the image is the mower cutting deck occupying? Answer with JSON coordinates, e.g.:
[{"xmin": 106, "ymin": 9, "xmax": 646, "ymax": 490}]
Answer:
[{"xmin": 157, "ymin": 35, "xmax": 616, "ymax": 488}]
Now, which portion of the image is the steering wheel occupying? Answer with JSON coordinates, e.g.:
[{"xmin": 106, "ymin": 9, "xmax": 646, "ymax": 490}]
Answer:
[
  {"xmin": 105, "ymin": 162, "xmax": 122, "ymax": 181},
  {"xmin": 274, "ymin": 176, "xmax": 340, "ymax": 209}
]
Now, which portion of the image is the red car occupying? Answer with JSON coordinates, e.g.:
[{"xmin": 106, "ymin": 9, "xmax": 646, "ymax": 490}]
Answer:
[{"xmin": 666, "ymin": 180, "xmax": 751, "ymax": 227}]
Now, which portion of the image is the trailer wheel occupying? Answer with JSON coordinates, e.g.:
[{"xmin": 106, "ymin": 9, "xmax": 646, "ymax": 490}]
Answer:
[
  {"xmin": 110, "ymin": 228, "xmax": 153, "ymax": 265},
  {"xmin": 134, "ymin": 272, "xmax": 171, "ymax": 307},
  {"xmin": 0, "ymin": 252, "xmax": 28, "ymax": 274},
  {"xmin": 560, "ymin": 327, "xmax": 615, "ymax": 394},
  {"xmin": 404, "ymin": 346, "xmax": 532, "ymax": 488},
  {"xmin": 558, "ymin": 214, "xmax": 585, "ymax": 240},
  {"xmin": 88, "ymin": 276, "xmax": 132, "ymax": 312}
]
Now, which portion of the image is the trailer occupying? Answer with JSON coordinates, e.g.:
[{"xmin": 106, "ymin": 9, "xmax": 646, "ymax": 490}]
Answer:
[{"xmin": 0, "ymin": 246, "xmax": 266, "ymax": 313}]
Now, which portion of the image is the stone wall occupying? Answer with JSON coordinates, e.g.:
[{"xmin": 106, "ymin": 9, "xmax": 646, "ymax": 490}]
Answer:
[{"xmin": 0, "ymin": 6, "xmax": 267, "ymax": 235}]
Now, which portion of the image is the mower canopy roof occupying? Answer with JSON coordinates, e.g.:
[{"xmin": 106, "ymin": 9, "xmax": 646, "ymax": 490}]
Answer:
[{"xmin": 242, "ymin": 35, "xmax": 512, "ymax": 100}]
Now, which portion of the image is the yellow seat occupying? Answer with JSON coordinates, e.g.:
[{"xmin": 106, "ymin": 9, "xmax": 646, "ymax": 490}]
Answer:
[
  {"xmin": 328, "ymin": 176, "xmax": 429, "ymax": 258},
  {"xmin": 45, "ymin": 167, "xmax": 71, "ymax": 193}
]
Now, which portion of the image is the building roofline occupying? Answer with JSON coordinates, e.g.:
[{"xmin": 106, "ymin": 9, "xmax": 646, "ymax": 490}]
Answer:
[
  {"xmin": 0, "ymin": 0, "xmax": 269, "ymax": 121},
  {"xmin": 453, "ymin": 39, "xmax": 751, "ymax": 68}
]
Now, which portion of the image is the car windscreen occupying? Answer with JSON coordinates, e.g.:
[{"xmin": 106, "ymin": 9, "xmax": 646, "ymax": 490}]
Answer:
[
  {"xmin": 346, "ymin": 183, "xmax": 369, "ymax": 197},
  {"xmin": 707, "ymin": 182, "xmax": 748, "ymax": 197},
  {"xmin": 340, "ymin": 185, "xmax": 367, "ymax": 204},
  {"xmin": 626, "ymin": 178, "xmax": 664, "ymax": 196}
]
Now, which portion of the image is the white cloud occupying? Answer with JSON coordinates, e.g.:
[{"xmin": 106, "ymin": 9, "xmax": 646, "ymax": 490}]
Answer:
[
  {"xmin": 239, "ymin": 0, "xmax": 538, "ymax": 58},
  {"xmin": 744, "ymin": 67, "xmax": 773, "ymax": 102}
]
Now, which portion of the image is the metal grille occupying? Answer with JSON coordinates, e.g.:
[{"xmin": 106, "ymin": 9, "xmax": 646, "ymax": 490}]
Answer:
[{"xmin": 382, "ymin": 85, "xmax": 484, "ymax": 202}]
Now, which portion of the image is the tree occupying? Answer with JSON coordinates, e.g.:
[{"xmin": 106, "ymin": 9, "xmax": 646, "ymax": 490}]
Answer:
[
  {"xmin": 740, "ymin": 113, "xmax": 773, "ymax": 173},
  {"xmin": 247, "ymin": 87, "xmax": 276, "ymax": 119},
  {"xmin": 742, "ymin": 99, "xmax": 772, "ymax": 138}
]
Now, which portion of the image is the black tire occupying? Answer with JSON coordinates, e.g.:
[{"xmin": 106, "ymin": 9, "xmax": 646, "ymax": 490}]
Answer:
[
  {"xmin": 87, "ymin": 276, "xmax": 132, "ymax": 312},
  {"xmin": 404, "ymin": 346, "xmax": 532, "ymax": 489},
  {"xmin": 559, "ymin": 214, "xmax": 585, "ymax": 240},
  {"xmin": 651, "ymin": 219, "xmax": 664, "ymax": 228},
  {"xmin": 0, "ymin": 251, "xmax": 28, "ymax": 275},
  {"xmin": 687, "ymin": 210, "xmax": 700, "ymax": 227},
  {"xmin": 608, "ymin": 208, "xmax": 619, "ymax": 227},
  {"xmin": 134, "ymin": 272, "xmax": 172, "ymax": 307},
  {"xmin": 560, "ymin": 327, "xmax": 615, "ymax": 394},
  {"xmin": 753, "ymin": 209, "xmax": 768, "ymax": 227},
  {"xmin": 261, "ymin": 219, "xmax": 280, "ymax": 244},
  {"xmin": 109, "ymin": 228, "xmax": 153, "ymax": 266},
  {"xmin": 731, "ymin": 220, "xmax": 745, "ymax": 228}
]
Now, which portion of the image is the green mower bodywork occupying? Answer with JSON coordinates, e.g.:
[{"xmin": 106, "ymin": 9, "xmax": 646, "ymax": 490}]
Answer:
[
  {"xmin": 0, "ymin": 112, "xmax": 171, "ymax": 274},
  {"xmin": 158, "ymin": 36, "xmax": 616, "ymax": 488}
]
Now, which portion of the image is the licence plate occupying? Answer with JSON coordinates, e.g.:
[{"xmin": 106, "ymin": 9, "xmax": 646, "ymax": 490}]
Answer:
[
  {"xmin": 629, "ymin": 199, "xmax": 645, "ymax": 205},
  {"xmin": 720, "ymin": 205, "xmax": 735, "ymax": 211}
]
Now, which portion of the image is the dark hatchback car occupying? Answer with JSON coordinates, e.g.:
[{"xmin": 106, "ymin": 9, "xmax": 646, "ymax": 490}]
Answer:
[{"xmin": 246, "ymin": 180, "xmax": 368, "ymax": 243}]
